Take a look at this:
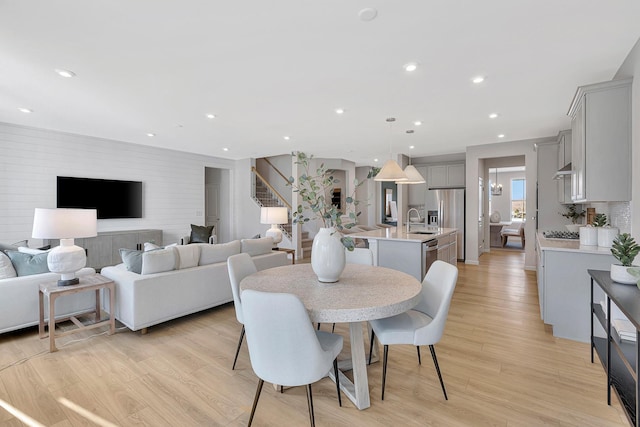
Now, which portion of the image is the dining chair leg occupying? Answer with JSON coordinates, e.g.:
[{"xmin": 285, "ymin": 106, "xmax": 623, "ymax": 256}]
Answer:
[
  {"xmin": 368, "ymin": 330, "xmax": 376, "ymax": 365},
  {"xmin": 248, "ymin": 378, "xmax": 264, "ymax": 427},
  {"xmin": 317, "ymin": 323, "xmax": 321, "ymax": 331},
  {"xmin": 306, "ymin": 384, "xmax": 315, "ymax": 427},
  {"xmin": 381, "ymin": 344, "xmax": 389, "ymax": 400},
  {"xmin": 331, "ymin": 323, "xmax": 336, "ymax": 333},
  {"xmin": 429, "ymin": 345, "xmax": 448, "ymax": 400},
  {"xmin": 333, "ymin": 358, "xmax": 342, "ymax": 407},
  {"xmin": 416, "ymin": 346, "xmax": 421, "ymax": 365},
  {"xmin": 232, "ymin": 325, "xmax": 245, "ymax": 370}
]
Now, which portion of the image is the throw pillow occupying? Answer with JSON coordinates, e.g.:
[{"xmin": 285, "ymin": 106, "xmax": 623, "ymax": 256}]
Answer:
[
  {"xmin": 241, "ymin": 237, "xmax": 274, "ymax": 256},
  {"xmin": 198, "ymin": 240, "xmax": 241, "ymax": 265},
  {"xmin": 141, "ymin": 247, "xmax": 177, "ymax": 275},
  {"xmin": 0, "ymin": 240, "xmax": 27, "ymax": 252},
  {"xmin": 174, "ymin": 244, "xmax": 200, "ymax": 269},
  {"xmin": 5, "ymin": 250, "xmax": 49, "ymax": 276},
  {"xmin": 144, "ymin": 242, "xmax": 162, "ymax": 251},
  {"xmin": 190, "ymin": 224, "xmax": 214, "ymax": 243},
  {"xmin": 0, "ymin": 251, "xmax": 17, "ymax": 279},
  {"xmin": 18, "ymin": 246, "xmax": 52, "ymax": 255},
  {"xmin": 119, "ymin": 248, "xmax": 143, "ymax": 274}
]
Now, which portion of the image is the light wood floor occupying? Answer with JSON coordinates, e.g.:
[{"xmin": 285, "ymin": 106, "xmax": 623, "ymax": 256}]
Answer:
[{"xmin": 0, "ymin": 251, "xmax": 628, "ymax": 426}]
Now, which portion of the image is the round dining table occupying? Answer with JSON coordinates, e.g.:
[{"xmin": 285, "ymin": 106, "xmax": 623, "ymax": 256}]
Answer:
[{"xmin": 240, "ymin": 263, "xmax": 422, "ymax": 410}]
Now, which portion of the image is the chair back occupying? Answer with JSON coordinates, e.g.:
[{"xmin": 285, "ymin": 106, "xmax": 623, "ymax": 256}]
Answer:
[
  {"xmin": 345, "ymin": 248, "xmax": 373, "ymax": 265},
  {"xmin": 413, "ymin": 260, "xmax": 458, "ymax": 344},
  {"xmin": 241, "ymin": 289, "xmax": 336, "ymax": 386},
  {"xmin": 227, "ymin": 253, "xmax": 257, "ymax": 324}
]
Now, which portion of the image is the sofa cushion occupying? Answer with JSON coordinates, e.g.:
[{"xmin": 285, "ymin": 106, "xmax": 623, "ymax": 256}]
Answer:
[
  {"xmin": 190, "ymin": 224, "xmax": 214, "ymax": 243},
  {"xmin": 141, "ymin": 247, "xmax": 177, "ymax": 275},
  {"xmin": 0, "ymin": 240, "xmax": 28, "ymax": 252},
  {"xmin": 18, "ymin": 246, "xmax": 51, "ymax": 255},
  {"xmin": 144, "ymin": 242, "xmax": 162, "ymax": 251},
  {"xmin": 241, "ymin": 237, "xmax": 274, "ymax": 256},
  {"xmin": 198, "ymin": 240, "xmax": 241, "ymax": 265},
  {"xmin": 120, "ymin": 248, "xmax": 143, "ymax": 274},
  {"xmin": 174, "ymin": 245, "xmax": 200, "ymax": 269},
  {"xmin": 4, "ymin": 250, "xmax": 49, "ymax": 276},
  {"xmin": 0, "ymin": 251, "xmax": 17, "ymax": 279}
]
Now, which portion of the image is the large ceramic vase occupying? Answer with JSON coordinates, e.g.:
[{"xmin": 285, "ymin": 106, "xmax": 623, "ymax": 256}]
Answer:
[{"xmin": 311, "ymin": 227, "xmax": 346, "ymax": 283}]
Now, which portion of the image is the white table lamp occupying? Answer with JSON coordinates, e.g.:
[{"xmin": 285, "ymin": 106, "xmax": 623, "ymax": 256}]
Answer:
[
  {"xmin": 260, "ymin": 207, "xmax": 288, "ymax": 245},
  {"xmin": 32, "ymin": 208, "xmax": 97, "ymax": 286}
]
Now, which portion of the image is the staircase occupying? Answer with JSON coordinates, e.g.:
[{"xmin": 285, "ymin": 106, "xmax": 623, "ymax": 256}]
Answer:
[
  {"xmin": 301, "ymin": 231, "xmax": 312, "ymax": 259},
  {"xmin": 251, "ymin": 168, "xmax": 292, "ymax": 240}
]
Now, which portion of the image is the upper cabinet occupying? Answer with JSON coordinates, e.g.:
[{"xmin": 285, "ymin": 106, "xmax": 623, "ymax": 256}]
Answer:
[
  {"xmin": 556, "ymin": 130, "xmax": 572, "ymax": 204},
  {"xmin": 407, "ymin": 165, "xmax": 428, "ymax": 206},
  {"xmin": 427, "ymin": 163, "xmax": 465, "ymax": 189},
  {"xmin": 568, "ymin": 78, "xmax": 632, "ymax": 203}
]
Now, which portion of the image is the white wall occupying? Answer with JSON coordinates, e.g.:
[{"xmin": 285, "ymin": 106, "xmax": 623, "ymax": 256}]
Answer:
[
  {"xmin": 488, "ymin": 170, "xmax": 526, "ymax": 222},
  {"xmin": 0, "ymin": 122, "xmax": 235, "ymax": 246}
]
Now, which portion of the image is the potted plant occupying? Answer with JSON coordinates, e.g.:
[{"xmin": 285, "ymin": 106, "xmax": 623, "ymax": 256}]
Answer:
[
  {"xmin": 591, "ymin": 213, "xmax": 618, "ymax": 248},
  {"xmin": 610, "ymin": 233, "xmax": 640, "ymax": 284},
  {"xmin": 288, "ymin": 151, "xmax": 373, "ymax": 282},
  {"xmin": 560, "ymin": 204, "xmax": 585, "ymax": 233}
]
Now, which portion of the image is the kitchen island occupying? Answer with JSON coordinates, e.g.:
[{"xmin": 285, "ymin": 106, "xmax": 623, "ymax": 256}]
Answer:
[
  {"xmin": 348, "ymin": 227, "xmax": 457, "ymax": 281},
  {"xmin": 536, "ymin": 232, "xmax": 616, "ymax": 342}
]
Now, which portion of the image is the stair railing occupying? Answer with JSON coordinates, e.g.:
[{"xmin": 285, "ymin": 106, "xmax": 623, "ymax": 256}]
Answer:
[{"xmin": 250, "ymin": 166, "xmax": 292, "ymax": 240}]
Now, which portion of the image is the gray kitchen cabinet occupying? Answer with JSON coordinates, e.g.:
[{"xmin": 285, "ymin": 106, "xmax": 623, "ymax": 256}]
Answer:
[
  {"xmin": 427, "ymin": 163, "xmax": 465, "ymax": 188},
  {"xmin": 556, "ymin": 129, "xmax": 572, "ymax": 204},
  {"xmin": 568, "ymin": 78, "xmax": 631, "ymax": 203},
  {"xmin": 407, "ymin": 165, "xmax": 427, "ymax": 207}
]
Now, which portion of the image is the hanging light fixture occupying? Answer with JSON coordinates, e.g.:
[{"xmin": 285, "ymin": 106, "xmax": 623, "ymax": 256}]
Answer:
[
  {"xmin": 491, "ymin": 168, "xmax": 503, "ymax": 196},
  {"xmin": 374, "ymin": 118, "xmax": 409, "ymax": 182},
  {"xmin": 397, "ymin": 130, "xmax": 425, "ymax": 184}
]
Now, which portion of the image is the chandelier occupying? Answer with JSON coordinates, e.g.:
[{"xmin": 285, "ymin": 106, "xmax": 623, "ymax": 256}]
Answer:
[{"xmin": 491, "ymin": 168, "xmax": 502, "ymax": 196}]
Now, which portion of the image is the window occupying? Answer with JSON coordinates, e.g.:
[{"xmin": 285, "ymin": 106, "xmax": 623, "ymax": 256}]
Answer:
[{"xmin": 511, "ymin": 178, "xmax": 525, "ymax": 220}]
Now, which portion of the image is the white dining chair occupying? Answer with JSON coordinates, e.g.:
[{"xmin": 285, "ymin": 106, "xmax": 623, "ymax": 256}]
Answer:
[
  {"xmin": 241, "ymin": 289, "xmax": 343, "ymax": 427},
  {"xmin": 368, "ymin": 260, "xmax": 458, "ymax": 400},
  {"xmin": 227, "ymin": 253, "xmax": 257, "ymax": 370}
]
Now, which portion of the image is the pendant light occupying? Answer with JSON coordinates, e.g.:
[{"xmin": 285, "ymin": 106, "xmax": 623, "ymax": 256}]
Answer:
[
  {"xmin": 397, "ymin": 130, "xmax": 425, "ymax": 184},
  {"xmin": 491, "ymin": 168, "xmax": 503, "ymax": 196},
  {"xmin": 374, "ymin": 118, "xmax": 409, "ymax": 182}
]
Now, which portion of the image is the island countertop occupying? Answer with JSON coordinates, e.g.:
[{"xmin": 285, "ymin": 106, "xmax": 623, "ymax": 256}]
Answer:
[{"xmin": 347, "ymin": 227, "xmax": 457, "ymax": 243}]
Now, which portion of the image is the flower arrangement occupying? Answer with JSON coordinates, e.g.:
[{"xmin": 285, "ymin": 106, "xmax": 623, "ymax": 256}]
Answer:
[
  {"xmin": 560, "ymin": 204, "xmax": 585, "ymax": 224},
  {"xmin": 287, "ymin": 151, "xmax": 373, "ymax": 250}
]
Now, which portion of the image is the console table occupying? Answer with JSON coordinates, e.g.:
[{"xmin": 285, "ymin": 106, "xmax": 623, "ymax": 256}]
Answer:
[{"xmin": 589, "ymin": 269, "xmax": 640, "ymax": 426}]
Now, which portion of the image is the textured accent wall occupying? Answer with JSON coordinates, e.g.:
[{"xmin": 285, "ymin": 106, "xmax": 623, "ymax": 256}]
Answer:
[{"xmin": 0, "ymin": 123, "xmax": 234, "ymax": 246}]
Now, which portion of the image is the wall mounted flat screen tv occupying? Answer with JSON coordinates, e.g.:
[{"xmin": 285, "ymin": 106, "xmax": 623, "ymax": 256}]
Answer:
[{"xmin": 57, "ymin": 176, "xmax": 143, "ymax": 219}]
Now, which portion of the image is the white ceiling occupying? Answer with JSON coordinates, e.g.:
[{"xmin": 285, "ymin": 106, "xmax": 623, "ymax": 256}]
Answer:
[{"xmin": 1, "ymin": 1, "xmax": 639, "ymax": 166}]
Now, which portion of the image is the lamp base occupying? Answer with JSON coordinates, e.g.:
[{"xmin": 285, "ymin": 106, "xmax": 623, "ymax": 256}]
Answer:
[{"xmin": 57, "ymin": 277, "xmax": 80, "ymax": 287}]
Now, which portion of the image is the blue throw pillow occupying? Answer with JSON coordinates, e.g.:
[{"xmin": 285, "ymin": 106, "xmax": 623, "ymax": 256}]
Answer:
[
  {"xmin": 5, "ymin": 250, "xmax": 50, "ymax": 276},
  {"xmin": 119, "ymin": 248, "xmax": 143, "ymax": 274}
]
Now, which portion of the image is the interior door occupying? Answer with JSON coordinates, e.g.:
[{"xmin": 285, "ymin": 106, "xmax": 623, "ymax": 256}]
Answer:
[{"xmin": 205, "ymin": 183, "xmax": 220, "ymax": 240}]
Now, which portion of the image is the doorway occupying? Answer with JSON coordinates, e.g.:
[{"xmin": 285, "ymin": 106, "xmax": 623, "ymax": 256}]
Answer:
[{"xmin": 205, "ymin": 167, "xmax": 230, "ymax": 243}]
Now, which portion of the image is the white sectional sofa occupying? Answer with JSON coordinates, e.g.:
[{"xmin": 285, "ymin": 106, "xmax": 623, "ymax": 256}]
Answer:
[
  {"xmin": 100, "ymin": 238, "xmax": 288, "ymax": 332},
  {"xmin": 0, "ymin": 267, "xmax": 96, "ymax": 334}
]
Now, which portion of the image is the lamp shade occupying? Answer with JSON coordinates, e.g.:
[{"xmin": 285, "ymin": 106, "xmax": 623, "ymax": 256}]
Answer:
[
  {"xmin": 260, "ymin": 207, "xmax": 288, "ymax": 225},
  {"xmin": 32, "ymin": 208, "xmax": 97, "ymax": 239},
  {"xmin": 396, "ymin": 165, "xmax": 425, "ymax": 184},
  {"xmin": 374, "ymin": 159, "xmax": 409, "ymax": 182}
]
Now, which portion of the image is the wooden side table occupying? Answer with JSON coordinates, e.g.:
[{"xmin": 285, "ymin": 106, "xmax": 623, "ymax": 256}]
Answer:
[
  {"xmin": 39, "ymin": 274, "xmax": 115, "ymax": 352},
  {"xmin": 272, "ymin": 247, "xmax": 296, "ymax": 264}
]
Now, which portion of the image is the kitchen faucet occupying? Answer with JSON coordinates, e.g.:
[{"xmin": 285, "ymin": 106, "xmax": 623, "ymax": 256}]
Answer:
[{"xmin": 406, "ymin": 208, "xmax": 422, "ymax": 233}]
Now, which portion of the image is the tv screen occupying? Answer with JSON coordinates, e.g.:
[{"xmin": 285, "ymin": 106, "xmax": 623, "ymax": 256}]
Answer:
[{"xmin": 57, "ymin": 176, "xmax": 143, "ymax": 219}]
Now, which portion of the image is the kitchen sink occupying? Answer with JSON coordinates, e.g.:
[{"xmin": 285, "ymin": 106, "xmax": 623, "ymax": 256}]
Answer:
[{"xmin": 411, "ymin": 231, "xmax": 436, "ymax": 235}]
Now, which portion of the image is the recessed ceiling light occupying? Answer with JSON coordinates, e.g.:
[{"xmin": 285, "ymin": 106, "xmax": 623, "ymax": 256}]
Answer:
[
  {"xmin": 223, "ymin": 147, "xmax": 229, "ymax": 151},
  {"xmin": 498, "ymin": 134, "xmax": 505, "ymax": 138},
  {"xmin": 404, "ymin": 63, "xmax": 418, "ymax": 72},
  {"xmin": 409, "ymin": 145, "xmax": 415, "ymax": 149},
  {"xmin": 489, "ymin": 113, "xmax": 499, "ymax": 119},
  {"xmin": 17, "ymin": 107, "xmax": 33, "ymax": 113},
  {"xmin": 406, "ymin": 130, "xmax": 414, "ymax": 134},
  {"xmin": 205, "ymin": 114, "xmax": 216, "ymax": 119},
  {"xmin": 472, "ymin": 76, "xmax": 485, "ymax": 84},
  {"xmin": 283, "ymin": 136, "xmax": 290, "ymax": 140},
  {"xmin": 55, "ymin": 69, "xmax": 76, "ymax": 78},
  {"xmin": 413, "ymin": 121, "xmax": 422, "ymax": 126},
  {"xmin": 374, "ymin": 158, "xmax": 379, "ymax": 162},
  {"xmin": 146, "ymin": 133, "xmax": 155, "ymax": 137},
  {"xmin": 358, "ymin": 8, "xmax": 378, "ymax": 22},
  {"xmin": 335, "ymin": 108, "xmax": 345, "ymax": 114}
]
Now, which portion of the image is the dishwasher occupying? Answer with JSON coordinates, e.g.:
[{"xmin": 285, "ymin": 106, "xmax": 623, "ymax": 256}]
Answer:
[{"xmin": 423, "ymin": 239, "xmax": 438, "ymax": 279}]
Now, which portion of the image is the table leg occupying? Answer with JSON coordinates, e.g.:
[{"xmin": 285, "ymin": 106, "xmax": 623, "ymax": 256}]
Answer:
[
  {"xmin": 49, "ymin": 294, "xmax": 57, "ymax": 352},
  {"xmin": 349, "ymin": 322, "xmax": 370, "ymax": 409},
  {"xmin": 108, "ymin": 285, "xmax": 115, "ymax": 335},
  {"xmin": 95, "ymin": 289, "xmax": 101, "ymax": 322},
  {"xmin": 38, "ymin": 290, "xmax": 45, "ymax": 338}
]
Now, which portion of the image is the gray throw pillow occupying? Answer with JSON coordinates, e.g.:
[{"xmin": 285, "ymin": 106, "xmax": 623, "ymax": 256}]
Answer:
[
  {"xmin": 119, "ymin": 248, "xmax": 143, "ymax": 274},
  {"xmin": 5, "ymin": 250, "xmax": 50, "ymax": 276},
  {"xmin": 190, "ymin": 224, "xmax": 214, "ymax": 243}
]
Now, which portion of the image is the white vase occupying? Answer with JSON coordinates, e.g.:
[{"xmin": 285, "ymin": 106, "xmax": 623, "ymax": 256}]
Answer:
[
  {"xmin": 597, "ymin": 227, "xmax": 619, "ymax": 248},
  {"xmin": 311, "ymin": 227, "xmax": 346, "ymax": 283},
  {"xmin": 610, "ymin": 264, "xmax": 638, "ymax": 285},
  {"xmin": 579, "ymin": 226, "xmax": 597, "ymax": 246}
]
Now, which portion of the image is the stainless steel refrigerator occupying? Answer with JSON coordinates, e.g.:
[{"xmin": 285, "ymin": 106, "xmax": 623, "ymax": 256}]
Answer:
[{"xmin": 426, "ymin": 188, "xmax": 465, "ymax": 261}]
